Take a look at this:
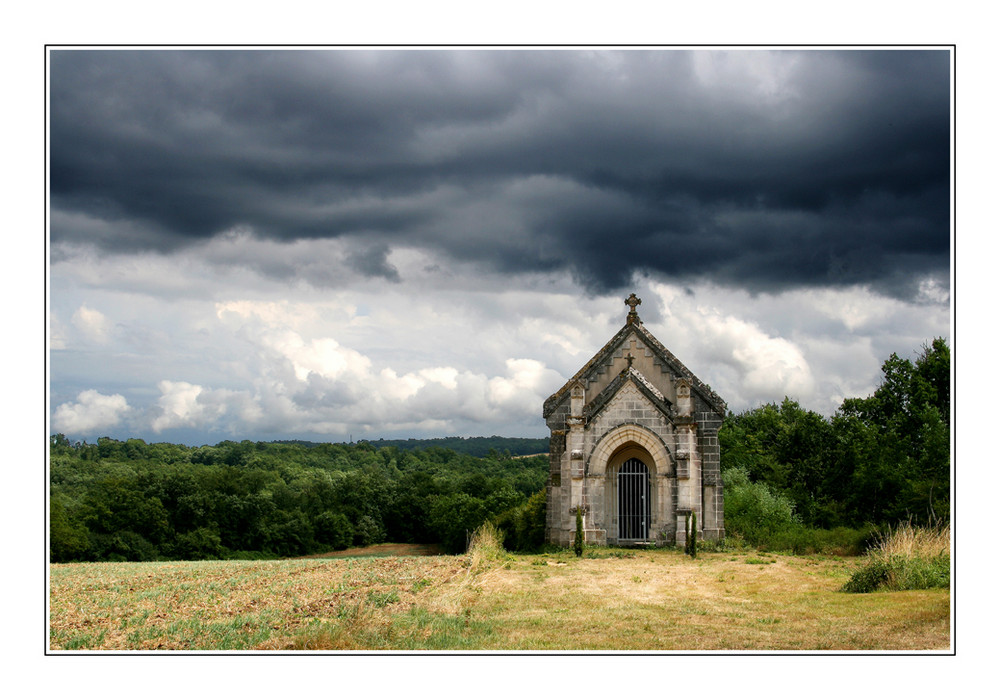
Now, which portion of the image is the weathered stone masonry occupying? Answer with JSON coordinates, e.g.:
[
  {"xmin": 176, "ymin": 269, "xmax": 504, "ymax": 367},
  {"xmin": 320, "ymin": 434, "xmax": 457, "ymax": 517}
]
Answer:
[{"xmin": 544, "ymin": 294, "xmax": 726, "ymax": 547}]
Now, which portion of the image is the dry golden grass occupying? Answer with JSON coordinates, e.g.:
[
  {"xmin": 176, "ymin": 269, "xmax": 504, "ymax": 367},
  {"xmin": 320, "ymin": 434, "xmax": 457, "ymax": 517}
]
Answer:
[
  {"xmin": 49, "ymin": 547, "xmax": 950, "ymax": 651},
  {"xmin": 873, "ymin": 520, "xmax": 951, "ymax": 559}
]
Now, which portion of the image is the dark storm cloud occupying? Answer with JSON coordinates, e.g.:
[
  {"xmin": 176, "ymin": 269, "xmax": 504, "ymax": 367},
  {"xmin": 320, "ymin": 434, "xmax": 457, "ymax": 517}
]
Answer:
[{"xmin": 49, "ymin": 49, "xmax": 950, "ymax": 298}]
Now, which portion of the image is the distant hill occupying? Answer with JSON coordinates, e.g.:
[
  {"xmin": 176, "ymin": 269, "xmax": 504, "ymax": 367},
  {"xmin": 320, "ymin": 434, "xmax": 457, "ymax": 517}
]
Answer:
[{"xmin": 273, "ymin": 436, "xmax": 548, "ymax": 458}]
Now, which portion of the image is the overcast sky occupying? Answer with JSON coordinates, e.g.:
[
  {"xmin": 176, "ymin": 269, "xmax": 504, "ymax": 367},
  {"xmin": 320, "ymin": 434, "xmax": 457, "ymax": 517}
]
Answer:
[{"xmin": 47, "ymin": 48, "xmax": 952, "ymax": 446}]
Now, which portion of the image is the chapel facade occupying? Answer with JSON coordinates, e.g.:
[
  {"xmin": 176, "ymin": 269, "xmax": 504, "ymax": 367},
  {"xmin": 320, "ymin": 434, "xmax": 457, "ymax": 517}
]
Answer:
[{"xmin": 543, "ymin": 294, "xmax": 726, "ymax": 547}]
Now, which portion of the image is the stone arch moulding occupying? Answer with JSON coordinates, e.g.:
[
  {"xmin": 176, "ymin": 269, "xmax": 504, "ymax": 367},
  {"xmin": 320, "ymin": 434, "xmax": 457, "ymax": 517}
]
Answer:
[{"xmin": 586, "ymin": 422, "xmax": 674, "ymax": 478}]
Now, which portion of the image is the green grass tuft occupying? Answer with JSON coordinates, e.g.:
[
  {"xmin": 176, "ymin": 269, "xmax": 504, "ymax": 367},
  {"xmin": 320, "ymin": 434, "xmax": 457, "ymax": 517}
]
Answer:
[{"xmin": 843, "ymin": 520, "xmax": 950, "ymax": 593}]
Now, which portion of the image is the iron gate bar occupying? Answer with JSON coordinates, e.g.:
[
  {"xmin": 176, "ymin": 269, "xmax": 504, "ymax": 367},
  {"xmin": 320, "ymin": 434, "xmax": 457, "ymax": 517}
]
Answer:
[{"xmin": 618, "ymin": 458, "xmax": 650, "ymax": 541}]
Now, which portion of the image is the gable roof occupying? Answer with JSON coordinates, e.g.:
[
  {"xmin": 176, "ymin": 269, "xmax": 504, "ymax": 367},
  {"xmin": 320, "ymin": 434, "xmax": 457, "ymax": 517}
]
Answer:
[
  {"xmin": 543, "ymin": 321, "xmax": 727, "ymax": 419},
  {"xmin": 584, "ymin": 367, "xmax": 675, "ymax": 425}
]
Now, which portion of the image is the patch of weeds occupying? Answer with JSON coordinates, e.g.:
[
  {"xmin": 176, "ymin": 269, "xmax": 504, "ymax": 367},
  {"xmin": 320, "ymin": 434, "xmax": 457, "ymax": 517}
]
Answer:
[
  {"xmin": 390, "ymin": 606, "xmax": 497, "ymax": 650},
  {"xmin": 410, "ymin": 578, "xmax": 433, "ymax": 592},
  {"xmin": 678, "ymin": 604, "xmax": 710, "ymax": 616},
  {"xmin": 366, "ymin": 590, "xmax": 400, "ymax": 608},
  {"xmin": 59, "ymin": 630, "xmax": 107, "ymax": 650},
  {"xmin": 843, "ymin": 554, "xmax": 950, "ymax": 593},
  {"xmin": 756, "ymin": 617, "xmax": 782, "ymax": 625},
  {"xmin": 842, "ymin": 521, "xmax": 950, "ymax": 593},
  {"xmin": 631, "ymin": 575, "xmax": 642, "ymax": 583},
  {"xmin": 744, "ymin": 557, "xmax": 776, "ymax": 565},
  {"xmin": 584, "ymin": 549, "xmax": 637, "ymax": 559}
]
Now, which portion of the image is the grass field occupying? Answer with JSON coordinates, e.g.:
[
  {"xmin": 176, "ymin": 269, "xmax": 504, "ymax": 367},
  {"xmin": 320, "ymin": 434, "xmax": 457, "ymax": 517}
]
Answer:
[{"xmin": 48, "ymin": 546, "xmax": 950, "ymax": 651}]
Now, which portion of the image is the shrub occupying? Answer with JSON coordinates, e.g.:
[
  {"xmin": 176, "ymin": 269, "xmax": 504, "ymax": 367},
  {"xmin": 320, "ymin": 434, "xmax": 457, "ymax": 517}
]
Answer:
[
  {"xmin": 843, "ymin": 520, "xmax": 951, "ymax": 593},
  {"xmin": 173, "ymin": 526, "xmax": 223, "ymax": 560},
  {"xmin": 50, "ymin": 497, "xmax": 91, "ymax": 562},
  {"xmin": 573, "ymin": 507, "xmax": 584, "ymax": 557},
  {"xmin": 428, "ymin": 493, "xmax": 488, "ymax": 553},
  {"xmin": 722, "ymin": 467, "xmax": 800, "ymax": 546},
  {"xmin": 353, "ymin": 515, "xmax": 387, "ymax": 548},
  {"xmin": 492, "ymin": 489, "xmax": 546, "ymax": 553},
  {"xmin": 684, "ymin": 511, "xmax": 697, "ymax": 558},
  {"xmin": 766, "ymin": 524, "xmax": 873, "ymax": 556},
  {"xmin": 314, "ymin": 511, "xmax": 354, "ymax": 550},
  {"xmin": 89, "ymin": 530, "xmax": 159, "ymax": 562},
  {"xmin": 466, "ymin": 521, "xmax": 510, "ymax": 571}
]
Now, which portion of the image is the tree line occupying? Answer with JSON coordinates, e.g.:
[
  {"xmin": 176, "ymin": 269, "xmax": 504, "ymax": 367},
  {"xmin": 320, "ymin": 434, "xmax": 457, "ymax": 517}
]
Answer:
[
  {"xmin": 50, "ymin": 438, "xmax": 548, "ymax": 562},
  {"xmin": 50, "ymin": 338, "xmax": 949, "ymax": 561},
  {"xmin": 720, "ymin": 338, "xmax": 950, "ymax": 548},
  {"xmin": 275, "ymin": 436, "xmax": 548, "ymax": 458}
]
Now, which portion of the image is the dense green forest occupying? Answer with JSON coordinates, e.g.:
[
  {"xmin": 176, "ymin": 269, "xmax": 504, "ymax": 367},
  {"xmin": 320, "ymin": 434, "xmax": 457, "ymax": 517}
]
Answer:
[
  {"xmin": 719, "ymin": 338, "xmax": 950, "ymax": 549},
  {"xmin": 49, "ymin": 339, "xmax": 949, "ymax": 562},
  {"xmin": 50, "ymin": 438, "xmax": 548, "ymax": 562}
]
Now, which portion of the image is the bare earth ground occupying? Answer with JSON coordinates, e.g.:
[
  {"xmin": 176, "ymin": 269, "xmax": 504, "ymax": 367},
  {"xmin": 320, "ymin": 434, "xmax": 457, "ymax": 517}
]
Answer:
[
  {"xmin": 296, "ymin": 542, "xmax": 446, "ymax": 558},
  {"xmin": 48, "ymin": 547, "xmax": 950, "ymax": 651}
]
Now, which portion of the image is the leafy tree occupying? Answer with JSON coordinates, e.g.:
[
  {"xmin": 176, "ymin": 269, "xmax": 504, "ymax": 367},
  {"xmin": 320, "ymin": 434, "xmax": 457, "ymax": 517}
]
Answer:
[
  {"xmin": 720, "ymin": 339, "xmax": 950, "ymax": 530},
  {"xmin": 428, "ymin": 492, "xmax": 488, "ymax": 553},
  {"xmin": 81, "ymin": 476, "xmax": 171, "ymax": 547},
  {"xmin": 314, "ymin": 511, "xmax": 354, "ymax": 550},
  {"xmin": 838, "ymin": 338, "xmax": 951, "ymax": 523},
  {"xmin": 49, "ymin": 496, "xmax": 90, "ymax": 562},
  {"xmin": 493, "ymin": 488, "xmax": 547, "ymax": 552},
  {"xmin": 353, "ymin": 514, "xmax": 387, "ymax": 547},
  {"xmin": 172, "ymin": 526, "xmax": 223, "ymax": 560}
]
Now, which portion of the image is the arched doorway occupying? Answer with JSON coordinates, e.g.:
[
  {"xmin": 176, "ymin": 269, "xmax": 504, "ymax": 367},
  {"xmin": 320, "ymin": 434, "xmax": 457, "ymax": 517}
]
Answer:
[{"xmin": 617, "ymin": 457, "xmax": 651, "ymax": 541}]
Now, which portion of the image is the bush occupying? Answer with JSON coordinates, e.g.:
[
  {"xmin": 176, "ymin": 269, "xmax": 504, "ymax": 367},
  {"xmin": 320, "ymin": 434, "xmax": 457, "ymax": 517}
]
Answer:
[
  {"xmin": 50, "ymin": 497, "xmax": 91, "ymax": 562},
  {"xmin": 722, "ymin": 467, "xmax": 800, "ymax": 546},
  {"xmin": 466, "ymin": 521, "xmax": 510, "ymax": 571},
  {"xmin": 766, "ymin": 524, "xmax": 874, "ymax": 556},
  {"xmin": 173, "ymin": 526, "xmax": 223, "ymax": 560},
  {"xmin": 429, "ymin": 493, "xmax": 489, "ymax": 553},
  {"xmin": 843, "ymin": 520, "xmax": 951, "ymax": 593},
  {"xmin": 89, "ymin": 530, "xmax": 159, "ymax": 562},
  {"xmin": 353, "ymin": 515, "xmax": 387, "ymax": 548},
  {"xmin": 684, "ymin": 511, "xmax": 697, "ymax": 558},
  {"xmin": 315, "ymin": 511, "xmax": 354, "ymax": 550},
  {"xmin": 492, "ymin": 489, "xmax": 546, "ymax": 553},
  {"xmin": 573, "ymin": 507, "xmax": 584, "ymax": 557}
]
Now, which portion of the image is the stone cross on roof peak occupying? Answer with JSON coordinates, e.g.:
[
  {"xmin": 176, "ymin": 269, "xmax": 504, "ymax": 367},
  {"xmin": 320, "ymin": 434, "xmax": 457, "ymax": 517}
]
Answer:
[{"xmin": 625, "ymin": 293, "xmax": 642, "ymax": 325}]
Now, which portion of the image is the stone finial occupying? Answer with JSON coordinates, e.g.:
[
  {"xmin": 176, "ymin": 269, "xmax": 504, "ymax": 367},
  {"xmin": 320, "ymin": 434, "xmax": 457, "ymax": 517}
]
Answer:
[{"xmin": 624, "ymin": 293, "xmax": 642, "ymax": 325}]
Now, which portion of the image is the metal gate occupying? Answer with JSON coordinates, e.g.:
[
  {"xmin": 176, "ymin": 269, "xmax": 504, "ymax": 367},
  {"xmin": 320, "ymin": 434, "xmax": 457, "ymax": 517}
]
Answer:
[{"xmin": 617, "ymin": 458, "xmax": 650, "ymax": 541}]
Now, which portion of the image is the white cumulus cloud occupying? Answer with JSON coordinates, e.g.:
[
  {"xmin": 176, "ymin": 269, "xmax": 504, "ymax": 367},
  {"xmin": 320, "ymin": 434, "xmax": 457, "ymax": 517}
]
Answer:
[
  {"xmin": 71, "ymin": 304, "xmax": 113, "ymax": 344},
  {"xmin": 151, "ymin": 380, "xmax": 233, "ymax": 433},
  {"xmin": 52, "ymin": 390, "xmax": 130, "ymax": 434}
]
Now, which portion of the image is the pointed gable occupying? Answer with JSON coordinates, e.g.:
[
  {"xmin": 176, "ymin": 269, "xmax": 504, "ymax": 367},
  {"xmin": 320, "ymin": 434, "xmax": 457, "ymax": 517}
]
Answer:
[
  {"xmin": 543, "ymin": 320, "xmax": 726, "ymax": 421},
  {"xmin": 544, "ymin": 293, "xmax": 728, "ymax": 547},
  {"xmin": 584, "ymin": 366, "xmax": 674, "ymax": 425}
]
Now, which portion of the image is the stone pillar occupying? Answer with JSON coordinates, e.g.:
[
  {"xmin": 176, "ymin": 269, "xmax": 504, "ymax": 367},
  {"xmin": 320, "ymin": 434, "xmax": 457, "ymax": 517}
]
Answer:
[
  {"xmin": 674, "ymin": 419, "xmax": 699, "ymax": 540},
  {"xmin": 567, "ymin": 383, "xmax": 586, "ymax": 546},
  {"xmin": 697, "ymin": 412, "xmax": 724, "ymax": 541}
]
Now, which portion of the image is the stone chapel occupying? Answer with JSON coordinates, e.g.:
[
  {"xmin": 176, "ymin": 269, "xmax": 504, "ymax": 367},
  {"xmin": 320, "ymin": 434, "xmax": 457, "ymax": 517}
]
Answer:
[{"xmin": 543, "ymin": 294, "xmax": 726, "ymax": 547}]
